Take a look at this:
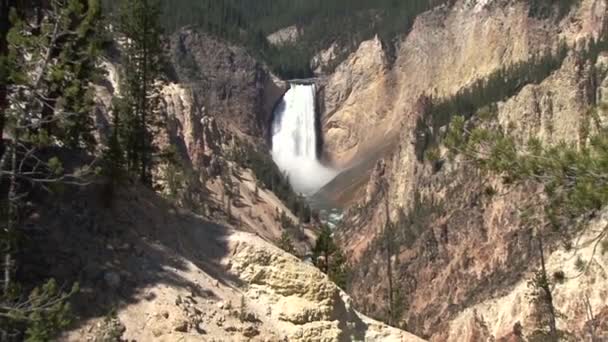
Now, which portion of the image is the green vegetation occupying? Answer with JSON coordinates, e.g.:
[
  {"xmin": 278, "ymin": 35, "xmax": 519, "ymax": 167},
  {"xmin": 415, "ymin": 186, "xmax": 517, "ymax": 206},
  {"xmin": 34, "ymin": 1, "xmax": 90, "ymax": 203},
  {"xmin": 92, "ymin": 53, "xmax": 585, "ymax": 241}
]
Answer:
[
  {"xmin": 149, "ymin": 0, "xmax": 581, "ymax": 79},
  {"xmin": 312, "ymin": 226, "xmax": 349, "ymax": 289},
  {"xmin": 419, "ymin": 27, "xmax": 608, "ymax": 162},
  {"xmin": 22, "ymin": 281, "xmax": 78, "ymax": 342},
  {"xmin": 417, "ymin": 43, "xmax": 569, "ymax": 161},
  {"xmin": 445, "ymin": 111, "xmax": 608, "ymax": 233},
  {"xmin": 233, "ymin": 142, "xmax": 312, "ymax": 223},
  {"xmin": 528, "ymin": 0, "xmax": 580, "ymax": 19},
  {"xmin": 443, "ymin": 99, "xmax": 608, "ymax": 339},
  {"xmin": 278, "ymin": 231, "xmax": 297, "ymax": 255},
  {"xmin": 114, "ymin": 0, "xmax": 164, "ymax": 187},
  {"xmin": 104, "ymin": 0, "xmax": 445, "ymax": 78},
  {"xmin": 1, "ymin": 1, "xmax": 101, "ymax": 338}
]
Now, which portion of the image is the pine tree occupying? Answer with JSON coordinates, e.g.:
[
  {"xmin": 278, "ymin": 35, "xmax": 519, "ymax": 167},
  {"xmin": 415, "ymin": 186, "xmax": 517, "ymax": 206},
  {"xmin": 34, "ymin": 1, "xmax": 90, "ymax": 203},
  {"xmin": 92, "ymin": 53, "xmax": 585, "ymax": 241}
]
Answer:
[
  {"xmin": 527, "ymin": 236, "xmax": 559, "ymax": 341},
  {"xmin": 254, "ymin": 182, "xmax": 259, "ymax": 202},
  {"xmin": 444, "ymin": 101, "xmax": 608, "ymax": 338},
  {"xmin": 279, "ymin": 231, "xmax": 296, "ymax": 254},
  {"xmin": 1, "ymin": 1, "xmax": 100, "ymax": 338},
  {"xmin": 383, "ymin": 181, "xmax": 396, "ymax": 325},
  {"xmin": 116, "ymin": 0, "xmax": 164, "ymax": 187},
  {"xmin": 50, "ymin": 0, "xmax": 103, "ymax": 149},
  {"xmin": 312, "ymin": 225, "xmax": 348, "ymax": 288},
  {"xmin": 101, "ymin": 99, "xmax": 127, "ymax": 204},
  {"xmin": 0, "ymin": 0, "xmax": 11, "ymax": 160}
]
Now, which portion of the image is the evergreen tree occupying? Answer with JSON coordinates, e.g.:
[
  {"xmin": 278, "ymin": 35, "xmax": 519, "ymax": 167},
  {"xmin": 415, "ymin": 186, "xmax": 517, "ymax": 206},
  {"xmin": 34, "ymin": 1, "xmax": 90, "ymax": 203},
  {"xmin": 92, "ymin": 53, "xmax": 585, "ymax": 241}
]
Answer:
[
  {"xmin": 50, "ymin": 0, "xmax": 103, "ymax": 149},
  {"xmin": 101, "ymin": 99, "xmax": 127, "ymax": 204},
  {"xmin": 0, "ymin": 1, "xmax": 100, "ymax": 339},
  {"xmin": 444, "ymin": 101, "xmax": 608, "ymax": 338},
  {"xmin": 312, "ymin": 225, "xmax": 348, "ymax": 288},
  {"xmin": 0, "ymin": 0, "xmax": 12, "ymax": 160},
  {"xmin": 254, "ymin": 182, "xmax": 260, "ymax": 202},
  {"xmin": 100, "ymin": 0, "xmax": 444, "ymax": 79},
  {"xmin": 278, "ymin": 231, "xmax": 296, "ymax": 254},
  {"xmin": 382, "ymin": 182, "xmax": 396, "ymax": 325},
  {"xmin": 527, "ymin": 236, "xmax": 559, "ymax": 341},
  {"xmin": 116, "ymin": 0, "xmax": 164, "ymax": 186}
]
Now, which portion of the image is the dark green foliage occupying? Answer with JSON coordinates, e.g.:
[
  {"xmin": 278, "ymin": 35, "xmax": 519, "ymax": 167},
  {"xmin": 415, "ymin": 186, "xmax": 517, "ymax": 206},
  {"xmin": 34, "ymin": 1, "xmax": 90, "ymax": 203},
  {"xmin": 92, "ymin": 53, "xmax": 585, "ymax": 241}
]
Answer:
[
  {"xmin": 6, "ymin": 0, "xmax": 103, "ymax": 150},
  {"xmin": 278, "ymin": 231, "xmax": 296, "ymax": 254},
  {"xmin": 444, "ymin": 100, "xmax": 608, "ymax": 335},
  {"xmin": 527, "ymin": 268, "xmax": 560, "ymax": 341},
  {"xmin": 52, "ymin": 0, "xmax": 103, "ymax": 150},
  {"xmin": 100, "ymin": 102, "xmax": 126, "ymax": 205},
  {"xmin": 528, "ymin": 0, "xmax": 579, "ymax": 19},
  {"xmin": 445, "ymin": 110, "xmax": 608, "ymax": 232},
  {"xmin": 159, "ymin": 147, "xmax": 207, "ymax": 212},
  {"xmin": 115, "ymin": 0, "xmax": 164, "ymax": 187},
  {"xmin": 235, "ymin": 142, "xmax": 311, "ymax": 221},
  {"xmin": 419, "ymin": 27, "xmax": 608, "ymax": 161},
  {"xmin": 0, "ymin": 280, "xmax": 78, "ymax": 342},
  {"xmin": 1, "ymin": 1, "xmax": 99, "ymax": 339},
  {"xmin": 417, "ymin": 43, "xmax": 569, "ymax": 161},
  {"xmin": 312, "ymin": 225, "xmax": 349, "ymax": 288},
  {"xmin": 104, "ymin": 0, "xmax": 446, "ymax": 78},
  {"xmin": 23, "ymin": 281, "xmax": 78, "ymax": 342}
]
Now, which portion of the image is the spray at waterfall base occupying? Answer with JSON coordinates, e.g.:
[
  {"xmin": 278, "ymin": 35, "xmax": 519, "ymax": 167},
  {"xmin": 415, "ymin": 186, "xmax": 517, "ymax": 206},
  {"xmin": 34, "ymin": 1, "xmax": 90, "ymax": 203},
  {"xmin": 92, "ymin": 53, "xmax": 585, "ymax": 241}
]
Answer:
[{"xmin": 271, "ymin": 84, "xmax": 337, "ymax": 195}]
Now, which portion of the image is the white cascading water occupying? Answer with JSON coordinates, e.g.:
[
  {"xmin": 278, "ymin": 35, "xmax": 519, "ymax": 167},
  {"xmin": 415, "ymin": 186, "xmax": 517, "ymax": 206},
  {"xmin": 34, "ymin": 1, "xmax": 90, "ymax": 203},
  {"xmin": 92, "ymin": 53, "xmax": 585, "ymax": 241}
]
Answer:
[{"xmin": 271, "ymin": 84, "xmax": 337, "ymax": 195}]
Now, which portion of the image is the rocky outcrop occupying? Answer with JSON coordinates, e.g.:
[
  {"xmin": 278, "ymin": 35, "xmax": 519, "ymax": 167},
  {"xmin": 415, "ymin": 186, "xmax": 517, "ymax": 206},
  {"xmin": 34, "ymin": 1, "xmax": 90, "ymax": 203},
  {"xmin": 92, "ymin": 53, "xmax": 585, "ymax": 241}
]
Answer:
[
  {"xmin": 436, "ymin": 211, "xmax": 608, "ymax": 341},
  {"xmin": 169, "ymin": 29, "xmax": 287, "ymax": 139},
  {"xmin": 159, "ymin": 83, "xmax": 238, "ymax": 171},
  {"xmin": 80, "ymin": 27, "xmax": 427, "ymax": 341},
  {"xmin": 497, "ymin": 53, "xmax": 608, "ymax": 147},
  {"xmin": 311, "ymin": 42, "xmax": 342, "ymax": 76},
  {"xmin": 267, "ymin": 25, "xmax": 301, "ymax": 46},
  {"xmin": 226, "ymin": 233, "xmax": 425, "ymax": 342},
  {"xmin": 56, "ymin": 183, "xmax": 423, "ymax": 341},
  {"xmin": 321, "ymin": 35, "xmax": 391, "ymax": 167}
]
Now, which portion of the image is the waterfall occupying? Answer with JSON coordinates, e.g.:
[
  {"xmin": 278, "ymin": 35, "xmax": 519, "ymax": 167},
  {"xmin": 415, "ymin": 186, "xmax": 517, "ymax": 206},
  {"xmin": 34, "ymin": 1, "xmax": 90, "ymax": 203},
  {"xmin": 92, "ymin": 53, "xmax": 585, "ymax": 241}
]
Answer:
[{"xmin": 271, "ymin": 84, "xmax": 336, "ymax": 195}]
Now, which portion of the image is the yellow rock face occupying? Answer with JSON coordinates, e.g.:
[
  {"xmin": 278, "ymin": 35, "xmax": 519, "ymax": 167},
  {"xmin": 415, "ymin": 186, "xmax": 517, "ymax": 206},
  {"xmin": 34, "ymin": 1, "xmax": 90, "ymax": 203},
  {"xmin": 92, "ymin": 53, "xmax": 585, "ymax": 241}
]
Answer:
[{"xmin": 226, "ymin": 233, "xmax": 426, "ymax": 341}]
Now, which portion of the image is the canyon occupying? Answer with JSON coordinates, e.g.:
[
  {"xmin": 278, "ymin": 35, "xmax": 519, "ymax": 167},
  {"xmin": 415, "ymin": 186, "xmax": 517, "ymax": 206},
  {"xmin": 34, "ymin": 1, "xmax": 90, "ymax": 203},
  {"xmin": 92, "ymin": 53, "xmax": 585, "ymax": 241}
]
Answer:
[
  {"xmin": 321, "ymin": 0, "xmax": 608, "ymax": 340},
  {"xmin": 18, "ymin": 0, "xmax": 608, "ymax": 341}
]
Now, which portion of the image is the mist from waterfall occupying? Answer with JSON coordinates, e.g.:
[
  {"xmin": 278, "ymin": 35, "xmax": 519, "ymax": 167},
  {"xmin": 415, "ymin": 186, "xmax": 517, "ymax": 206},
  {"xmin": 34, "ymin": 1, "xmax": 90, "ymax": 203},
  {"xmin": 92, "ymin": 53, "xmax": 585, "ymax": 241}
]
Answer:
[{"xmin": 271, "ymin": 84, "xmax": 337, "ymax": 195}]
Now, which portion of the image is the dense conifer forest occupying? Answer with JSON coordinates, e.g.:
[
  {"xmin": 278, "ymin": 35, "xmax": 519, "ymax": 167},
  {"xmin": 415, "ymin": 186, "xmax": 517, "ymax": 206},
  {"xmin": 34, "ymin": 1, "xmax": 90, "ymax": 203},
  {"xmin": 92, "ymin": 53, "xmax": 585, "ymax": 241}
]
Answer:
[
  {"xmin": 100, "ymin": 0, "xmax": 583, "ymax": 79},
  {"xmin": 103, "ymin": 0, "xmax": 443, "ymax": 78}
]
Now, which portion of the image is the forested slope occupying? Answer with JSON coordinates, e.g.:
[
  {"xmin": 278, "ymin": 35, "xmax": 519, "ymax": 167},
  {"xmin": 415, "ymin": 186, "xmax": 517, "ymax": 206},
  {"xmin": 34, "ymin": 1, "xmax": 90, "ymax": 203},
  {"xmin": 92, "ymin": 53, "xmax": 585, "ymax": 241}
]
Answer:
[{"xmin": 103, "ymin": 0, "xmax": 442, "ymax": 78}]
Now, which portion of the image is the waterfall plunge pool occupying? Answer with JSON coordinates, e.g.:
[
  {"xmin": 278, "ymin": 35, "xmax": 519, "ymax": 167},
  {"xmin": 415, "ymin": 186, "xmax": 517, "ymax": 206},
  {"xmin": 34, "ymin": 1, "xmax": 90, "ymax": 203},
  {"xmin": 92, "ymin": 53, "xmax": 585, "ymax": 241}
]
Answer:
[{"xmin": 271, "ymin": 83, "xmax": 338, "ymax": 196}]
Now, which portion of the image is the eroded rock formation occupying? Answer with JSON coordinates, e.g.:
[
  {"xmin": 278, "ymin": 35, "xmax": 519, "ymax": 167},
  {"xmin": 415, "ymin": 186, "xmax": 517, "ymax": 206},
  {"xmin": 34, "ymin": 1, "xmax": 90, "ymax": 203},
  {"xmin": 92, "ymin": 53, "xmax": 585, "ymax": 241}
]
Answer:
[{"xmin": 320, "ymin": 0, "xmax": 608, "ymax": 340}]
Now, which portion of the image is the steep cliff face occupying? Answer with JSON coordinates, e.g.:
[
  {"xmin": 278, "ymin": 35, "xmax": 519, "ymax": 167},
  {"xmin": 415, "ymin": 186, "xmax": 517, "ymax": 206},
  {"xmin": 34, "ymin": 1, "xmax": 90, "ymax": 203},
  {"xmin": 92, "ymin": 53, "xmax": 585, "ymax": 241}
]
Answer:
[
  {"xmin": 321, "ymin": 0, "xmax": 606, "ymax": 168},
  {"xmin": 321, "ymin": 35, "xmax": 391, "ymax": 167},
  {"xmin": 71, "ymin": 29, "xmax": 427, "ymax": 341},
  {"xmin": 343, "ymin": 53, "xmax": 608, "ymax": 340},
  {"xmin": 436, "ymin": 214, "xmax": 608, "ymax": 341},
  {"xmin": 326, "ymin": 0, "xmax": 608, "ymax": 340},
  {"xmin": 169, "ymin": 29, "xmax": 287, "ymax": 140}
]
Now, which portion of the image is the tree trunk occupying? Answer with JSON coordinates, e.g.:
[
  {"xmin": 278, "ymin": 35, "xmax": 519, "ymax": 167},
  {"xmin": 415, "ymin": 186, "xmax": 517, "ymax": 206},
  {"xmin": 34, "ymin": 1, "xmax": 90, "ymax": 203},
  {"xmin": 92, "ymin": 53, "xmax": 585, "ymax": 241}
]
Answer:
[
  {"xmin": 324, "ymin": 249, "xmax": 329, "ymax": 275},
  {"xmin": 0, "ymin": 0, "xmax": 12, "ymax": 161},
  {"xmin": 538, "ymin": 236, "xmax": 558, "ymax": 340},
  {"xmin": 4, "ymin": 138, "xmax": 17, "ymax": 295},
  {"xmin": 140, "ymin": 0, "xmax": 150, "ymax": 187},
  {"xmin": 384, "ymin": 182, "xmax": 394, "ymax": 325}
]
